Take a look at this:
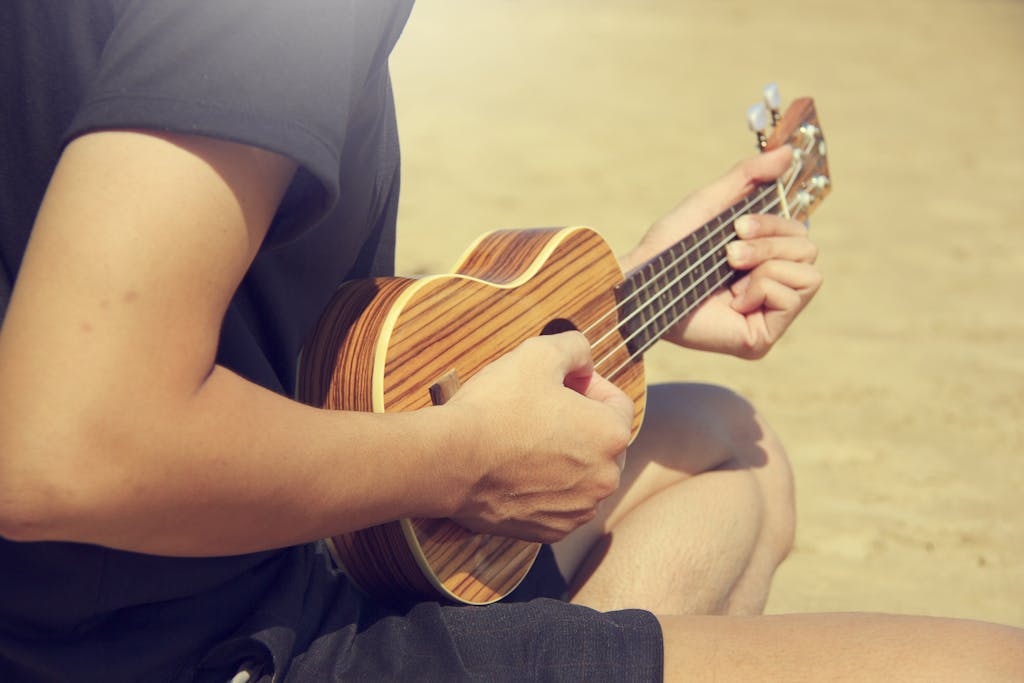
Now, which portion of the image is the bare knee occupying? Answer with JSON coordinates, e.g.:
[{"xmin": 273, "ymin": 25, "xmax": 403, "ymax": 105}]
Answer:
[
  {"xmin": 724, "ymin": 396, "xmax": 795, "ymax": 562},
  {"xmin": 647, "ymin": 383, "xmax": 796, "ymax": 560},
  {"xmin": 645, "ymin": 383, "xmax": 768, "ymax": 467}
]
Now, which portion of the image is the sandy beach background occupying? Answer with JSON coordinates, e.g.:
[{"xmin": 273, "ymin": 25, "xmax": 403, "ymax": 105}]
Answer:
[{"xmin": 388, "ymin": 1, "xmax": 1023, "ymax": 626}]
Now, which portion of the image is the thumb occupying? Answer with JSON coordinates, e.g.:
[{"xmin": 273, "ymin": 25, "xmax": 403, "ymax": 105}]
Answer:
[
  {"xmin": 705, "ymin": 145, "xmax": 794, "ymax": 208},
  {"xmin": 540, "ymin": 330, "xmax": 594, "ymax": 386},
  {"xmin": 547, "ymin": 332, "xmax": 633, "ymax": 427},
  {"xmin": 737, "ymin": 144, "xmax": 793, "ymax": 183}
]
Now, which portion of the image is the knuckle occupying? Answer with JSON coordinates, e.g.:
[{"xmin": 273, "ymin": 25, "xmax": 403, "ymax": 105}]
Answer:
[
  {"xmin": 564, "ymin": 329, "xmax": 589, "ymax": 351},
  {"xmin": 806, "ymin": 241, "xmax": 820, "ymax": 262},
  {"xmin": 738, "ymin": 338, "xmax": 768, "ymax": 360},
  {"xmin": 596, "ymin": 473, "xmax": 619, "ymax": 500},
  {"xmin": 593, "ymin": 460, "xmax": 621, "ymax": 499},
  {"xmin": 527, "ymin": 329, "xmax": 588, "ymax": 359},
  {"xmin": 576, "ymin": 508, "xmax": 598, "ymax": 529},
  {"xmin": 735, "ymin": 157, "xmax": 758, "ymax": 185},
  {"xmin": 600, "ymin": 421, "xmax": 631, "ymax": 458},
  {"xmin": 761, "ymin": 259, "xmax": 785, "ymax": 279},
  {"xmin": 541, "ymin": 528, "xmax": 568, "ymax": 544},
  {"xmin": 747, "ymin": 347, "xmax": 770, "ymax": 360},
  {"xmin": 548, "ymin": 511, "xmax": 592, "ymax": 541},
  {"xmin": 612, "ymin": 424, "xmax": 631, "ymax": 454},
  {"xmin": 736, "ymin": 247, "xmax": 758, "ymax": 267},
  {"xmin": 808, "ymin": 270, "xmax": 824, "ymax": 293},
  {"xmin": 519, "ymin": 335, "xmax": 546, "ymax": 353},
  {"xmin": 781, "ymin": 288, "xmax": 802, "ymax": 311},
  {"xmin": 520, "ymin": 335, "xmax": 560, "ymax": 366}
]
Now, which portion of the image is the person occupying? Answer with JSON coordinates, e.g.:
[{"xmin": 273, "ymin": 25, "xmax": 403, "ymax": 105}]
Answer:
[{"xmin": 0, "ymin": 2, "xmax": 1021, "ymax": 681}]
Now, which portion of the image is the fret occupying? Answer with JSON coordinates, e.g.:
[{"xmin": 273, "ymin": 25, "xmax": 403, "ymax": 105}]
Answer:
[
  {"xmin": 666, "ymin": 257, "xmax": 684, "ymax": 327},
  {"xmin": 749, "ymin": 192, "xmax": 774, "ymax": 216},
  {"xmin": 652, "ymin": 252, "xmax": 671, "ymax": 347},
  {"xmin": 633, "ymin": 264, "xmax": 650, "ymax": 352},
  {"xmin": 692, "ymin": 233, "xmax": 708, "ymax": 304},
  {"xmin": 675, "ymin": 235, "xmax": 697, "ymax": 303}
]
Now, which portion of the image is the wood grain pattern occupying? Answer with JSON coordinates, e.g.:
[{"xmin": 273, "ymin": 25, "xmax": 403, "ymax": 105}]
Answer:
[{"xmin": 299, "ymin": 227, "xmax": 643, "ymax": 604}]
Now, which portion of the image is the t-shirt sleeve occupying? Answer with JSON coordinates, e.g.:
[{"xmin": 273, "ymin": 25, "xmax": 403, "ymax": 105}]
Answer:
[{"xmin": 64, "ymin": 0, "xmax": 410, "ymax": 244}]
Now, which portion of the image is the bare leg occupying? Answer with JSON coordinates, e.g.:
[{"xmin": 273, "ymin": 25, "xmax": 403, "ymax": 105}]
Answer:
[
  {"xmin": 658, "ymin": 612, "xmax": 1024, "ymax": 681},
  {"xmin": 552, "ymin": 382, "xmax": 795, "ymax": 615},
  {"xmin": 551, "ymin": 383, "xmax": 1024, "ymax": 679}
]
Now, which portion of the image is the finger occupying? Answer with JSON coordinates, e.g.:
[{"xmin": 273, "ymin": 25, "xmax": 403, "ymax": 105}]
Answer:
[
  {"xmin": 455, "ymin": 508, "xmax": 597, "ymax": 544},
  {"xmin": 730, "ymin": 261, "xmax": 822, "ymax": 314},
  {"xmin": 730, "ymin": 145, "xmax": 794, "ymax": 185},
  {"xmin": 679, "ymin": 146, "xmax": 794, "ymax": 220},
  {"xmin": 499, "ymin": 507, "xmax": 601, "ymax": 544},
  {"xmin": 726, "ymin": 235, "xmax": 819, "ymax": 269},
  {"xmin": 735, "ymin": 213, "xmax": 809, "ymax": 239},
  {"xmin": 716, "ymin": 146, "xmax": 794, "ymax": 201},
  {"xmin": 732, "ymin": 276, "xmax": 802, "ymax": 316},
  {"xmin": 526, "ymin": 331, "xmax": 595, "ymax": 384},
  {"xmin": 541, "ymin": 335, "xmax": 630, "ymax": 427}
]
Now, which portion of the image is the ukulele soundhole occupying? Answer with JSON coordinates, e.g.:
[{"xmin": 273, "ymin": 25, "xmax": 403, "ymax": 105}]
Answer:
[{"xmin": 540, "ymin": 318, "xmax": 577, "ymax": 336}]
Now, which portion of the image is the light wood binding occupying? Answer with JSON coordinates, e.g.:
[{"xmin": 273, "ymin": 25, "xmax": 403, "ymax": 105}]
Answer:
[{"xmin": 296, "ymin": 96, "xmax": 831, "ymax": 605}]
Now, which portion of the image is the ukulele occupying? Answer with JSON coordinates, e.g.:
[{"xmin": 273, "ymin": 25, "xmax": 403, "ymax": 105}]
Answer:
[{"xmin": 297, "ymin": 87, "xmax": 831, "ymax": 605}]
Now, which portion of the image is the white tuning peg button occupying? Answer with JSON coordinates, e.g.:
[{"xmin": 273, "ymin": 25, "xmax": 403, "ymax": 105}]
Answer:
[
  {"xmin": 747, "ymin": 103, "xmax": 769, "ymax": 151},
  {"xmin": 811, "ymin": 175, "xmax": 831, "ymax": 190},
  {"xmin": 763, "ymin": 83, "xmax": 781, "ymax": 123},
  {"xmin": 799, "ymin": 123, "xmax": 820, "ymax": 145}
]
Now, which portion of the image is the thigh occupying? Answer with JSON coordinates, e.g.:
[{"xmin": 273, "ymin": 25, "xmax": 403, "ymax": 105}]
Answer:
[
  {"xmin": 658, "ymin": 612, "xmax": 1024, "ymax": 681},
  {"xmin": 552, "ymin": 382, "xmax": 775, "ymax": 580}
]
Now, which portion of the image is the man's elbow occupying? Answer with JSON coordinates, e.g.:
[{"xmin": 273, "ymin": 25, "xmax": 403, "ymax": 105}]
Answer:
[
  {"xmin": 0, "ymin": 429, "xmax": 117, "ymax": 543},
  {"xmin": 0, "ymin": 471, "xmax": 66, "ymax": 542}
]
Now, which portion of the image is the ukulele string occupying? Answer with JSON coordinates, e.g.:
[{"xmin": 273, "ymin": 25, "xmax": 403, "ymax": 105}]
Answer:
[
  {"xmin": 584, "ymin": 162, "xmax": 803, "ymax": 382},
  {"xmin": 599, "ymin": 251, "xmax": 734, "ymax": 381}
]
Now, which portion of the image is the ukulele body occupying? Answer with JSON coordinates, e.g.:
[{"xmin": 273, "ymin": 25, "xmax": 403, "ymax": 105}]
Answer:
[{"xmin": 296, "ymin": 225, "xmax": 646, "ymax": 605}]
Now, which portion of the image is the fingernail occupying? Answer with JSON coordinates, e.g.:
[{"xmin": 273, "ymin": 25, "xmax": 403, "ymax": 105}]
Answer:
[
  {"xmin": 726, "ymin": 241, "xmax": 750, "ymax": 263},
  {"xmin": 735, "ymin": 215, "xmax": 757, "ymax": 238}
]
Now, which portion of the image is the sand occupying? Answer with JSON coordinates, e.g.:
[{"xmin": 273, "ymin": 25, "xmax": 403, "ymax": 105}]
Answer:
[{"xmin": 388, "ymin": 0, "xmax": 1024, "ymax": 627}]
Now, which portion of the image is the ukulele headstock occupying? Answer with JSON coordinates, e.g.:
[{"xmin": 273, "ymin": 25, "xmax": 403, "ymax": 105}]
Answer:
[{"xmin": 748, "ymin": 84, "xmax": 831, "ymax": 223}]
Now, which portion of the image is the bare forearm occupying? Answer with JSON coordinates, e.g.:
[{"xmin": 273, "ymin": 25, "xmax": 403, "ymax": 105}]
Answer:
[{"xmin": 0, "ymin": 361, "xmax": 474, "ymax": 556}]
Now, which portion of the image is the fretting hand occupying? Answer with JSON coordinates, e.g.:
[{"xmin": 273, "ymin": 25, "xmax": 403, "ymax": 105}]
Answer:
[{"xmin": 620, "ymin": 146, "xmax": 822, "ymax": 359}]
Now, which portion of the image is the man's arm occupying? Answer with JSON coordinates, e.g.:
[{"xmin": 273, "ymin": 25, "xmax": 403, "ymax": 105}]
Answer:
[{"xmin": 0, "ymin": 130, "xmax": 631, "ymax": 556}]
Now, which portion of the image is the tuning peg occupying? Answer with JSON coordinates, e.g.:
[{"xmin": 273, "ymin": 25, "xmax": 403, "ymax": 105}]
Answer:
[
  {"xmin": 799, "ymin": 123, "xmax": 821, "ymax": 144},
  {"xmin": 763, "ymin": 83, "xmax": 781, "ymax": 124},
  {"xmin": 747, "ymin": 102, "xmax": 769, "ymax": 151},
  {"xmin": 793, "ymin": 189, "xmax": 813, "ymax": 211}
]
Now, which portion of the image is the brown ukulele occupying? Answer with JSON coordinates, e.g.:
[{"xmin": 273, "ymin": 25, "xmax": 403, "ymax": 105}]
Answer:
[{"xmin": 297, "ymin": 89, "xmax": 831, "ymax": 605}]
